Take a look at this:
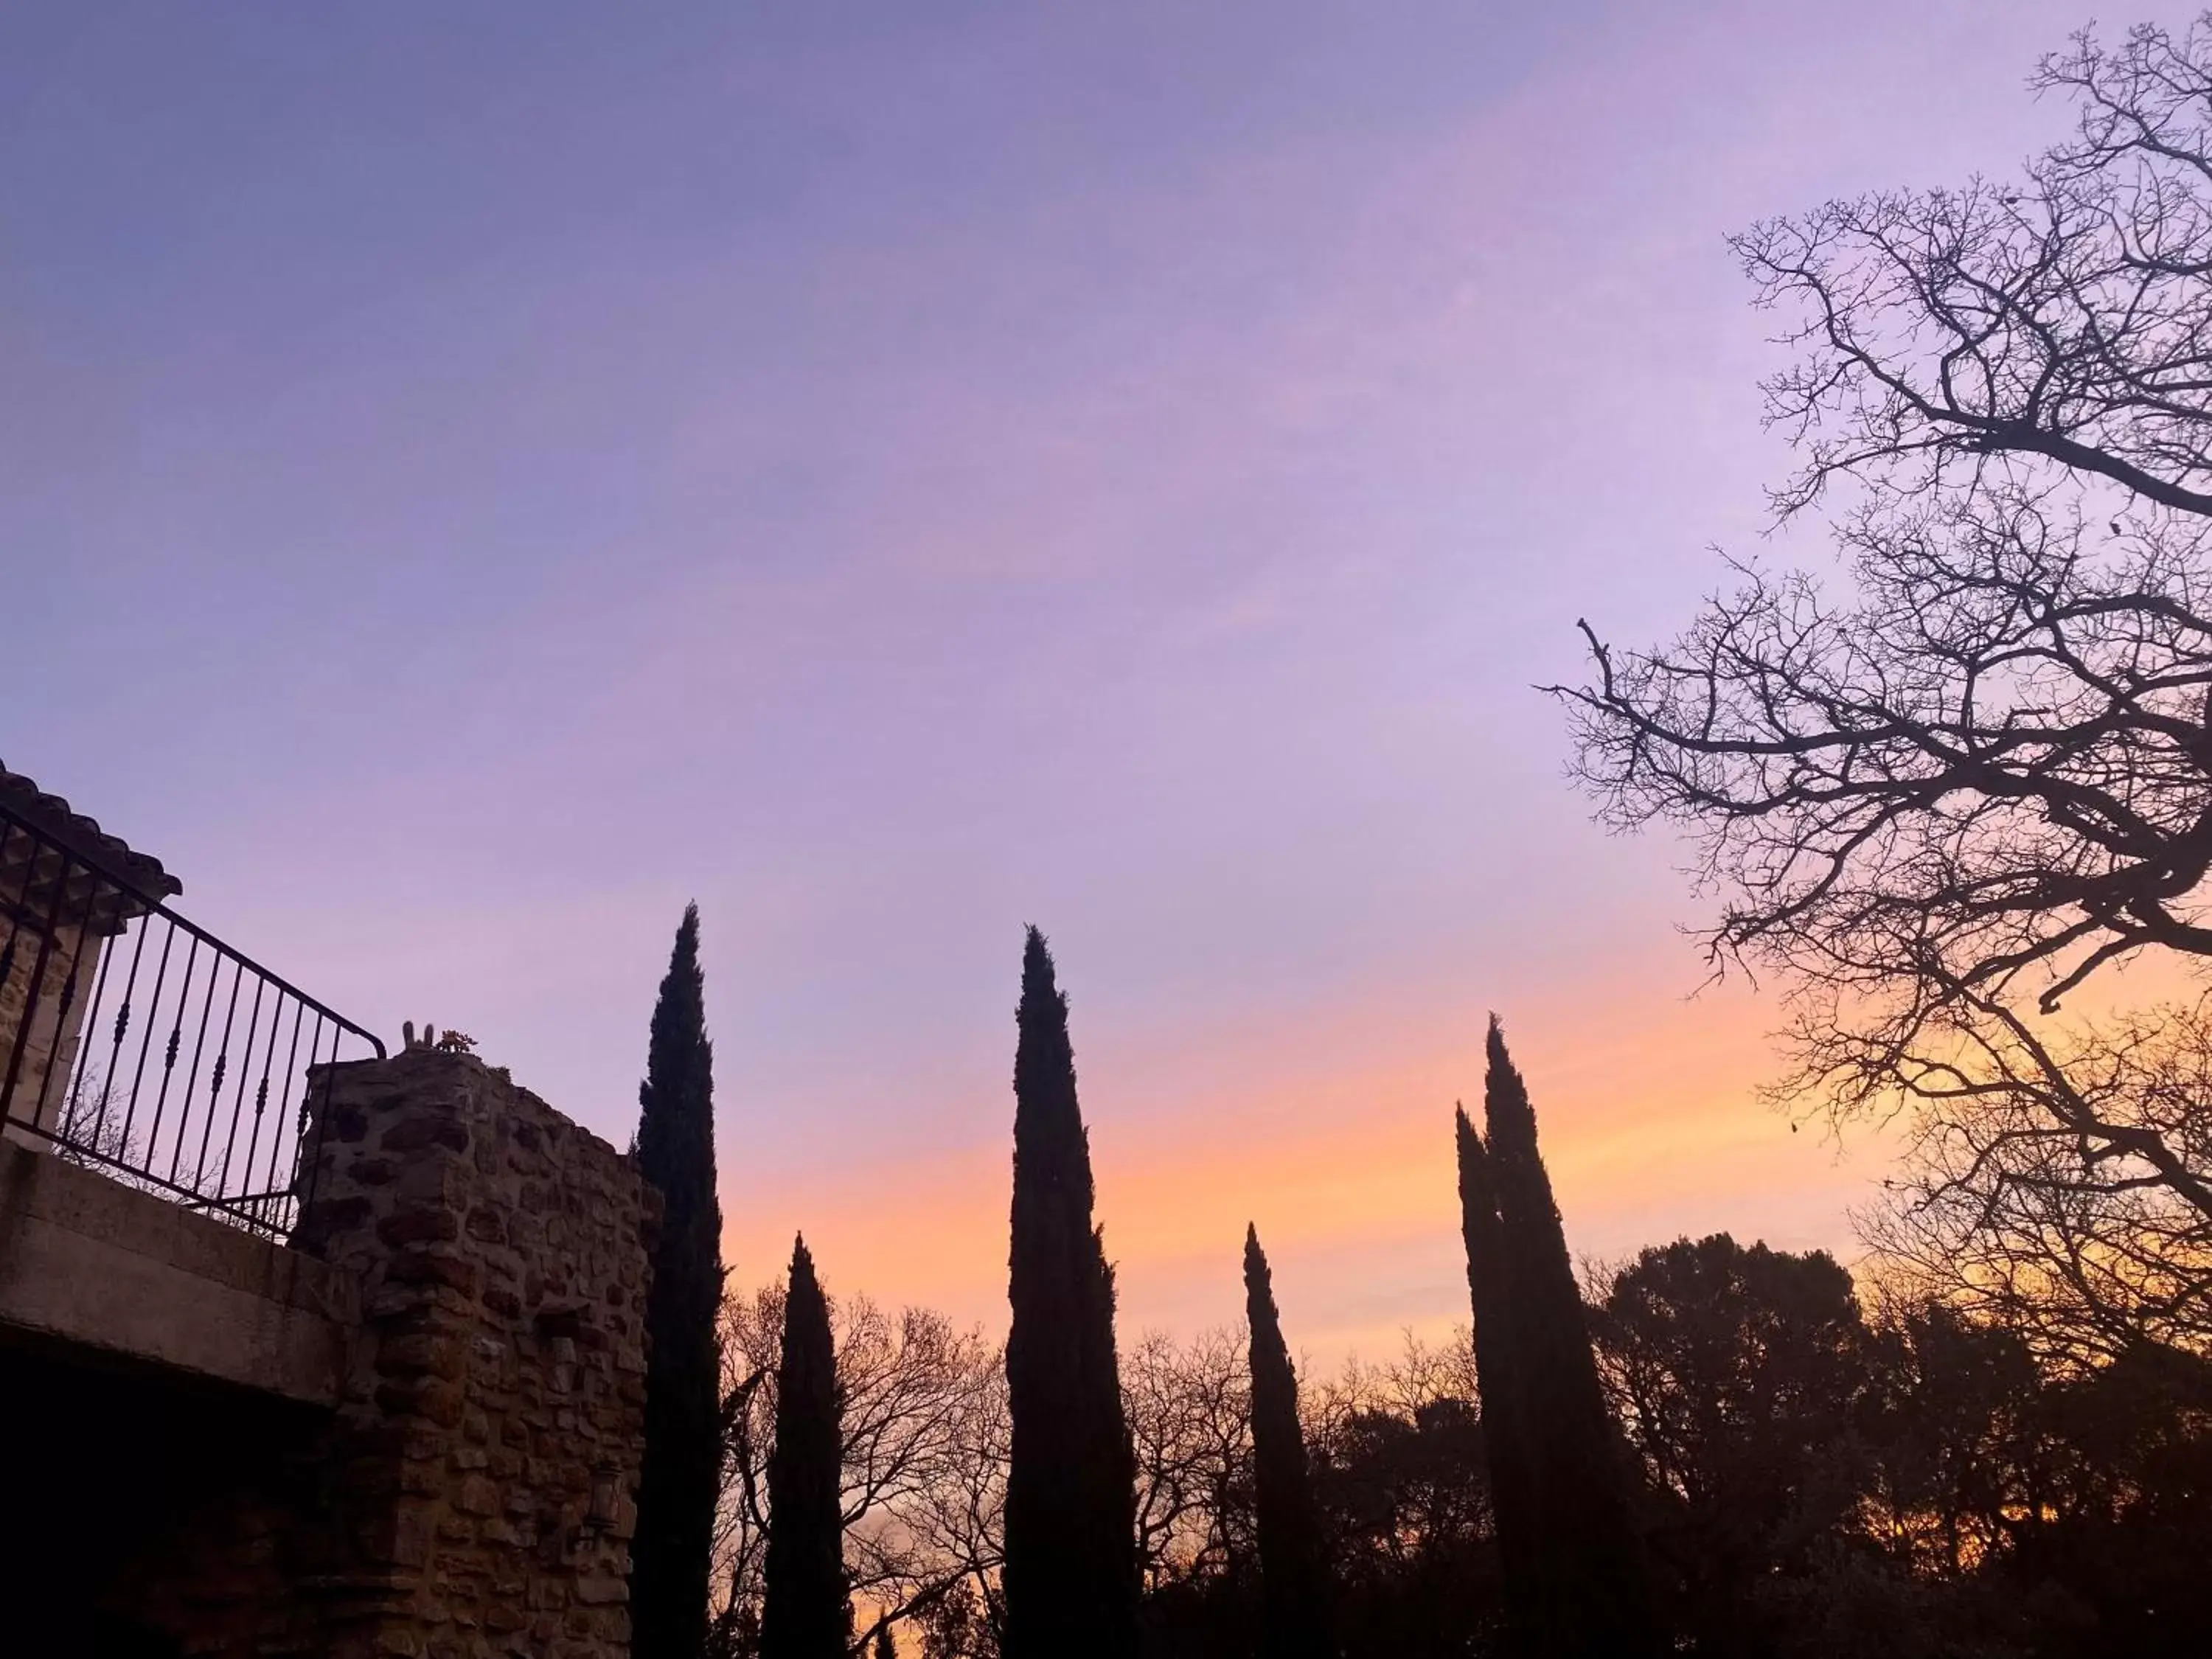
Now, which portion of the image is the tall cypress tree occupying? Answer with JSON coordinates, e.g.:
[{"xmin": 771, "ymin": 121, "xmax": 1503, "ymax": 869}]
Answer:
[
  {"xmin": 761, "ymin": 1235, "xmax": 849, "ymax": 1659},
  {"xmin": 1470, "ymin": 1018, "xmax": 1661, "ymax": 1659},
  {"xmin": 1002, "ymin": 927, "xmax": 1141, "ymax": 1659},
  {"xmin": 631, "ymin": 904, "xmax": 726, "ymax": 1659},
  {"xmin": 1243, "ymin": 1225, "xmax": 1337, "ymax": 1659},
  {"xmin": 1456, "ymin": 1106, "xmax": 1542, "ymax": 1644}
]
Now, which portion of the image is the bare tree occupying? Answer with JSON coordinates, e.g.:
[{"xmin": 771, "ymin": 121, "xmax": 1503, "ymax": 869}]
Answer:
[
  {"xmin": 894, "ymin": 1362, "xmax": 1009, "ymax": 1658},
  {"xmin": 713, "ymin": 1283, "xmax": 1006, "ymax": 1656},
  {"xmin": 1554, "ymin": 15, "xmax": 2212, "ymax": 1358},
  {"xmin": 716, "ymin": 1305, "xmax": 1268, "ymax": 1656},
  {"xmin": 1856, "ymin": 998, "xmax": 2212, "ymax": 1363},
  {"xmin": 1122, "ymin": 1328, "xmax": 1253, "ymax": 1590},
  {"xmin": 1741, "ymin": 18, "xmax": 2212, "ymax": 522},
  {"xmin": 706, "ymin": 1294, "xmax": 1525, "ymax": 1655}
]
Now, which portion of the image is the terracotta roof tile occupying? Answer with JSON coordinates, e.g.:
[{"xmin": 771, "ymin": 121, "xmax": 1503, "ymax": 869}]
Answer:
[{"xmin": 0, "ymin": 760, "xmax": 183, "ymax": 901}]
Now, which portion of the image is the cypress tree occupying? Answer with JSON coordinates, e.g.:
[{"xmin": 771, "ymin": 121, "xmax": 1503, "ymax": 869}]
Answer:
[
  {"xmin": 1243, "ymin": 1225, "xmax": 1337, "ymax": 1659},
  {"xmin": 1475, "ymin": 1018, "xmax": 1662, "ymax": 1659},
  {"xmin": 630, "ymin": 904, "xmax": 726, "ymax": 1659},
  {"xmin": 872, "ymin": 1627, "xmax": 897, "ymax": 1659},
  {"xmin": 1002, "ymin": 927, "xmax": 1141, "ymax": 1659},
  {"xmin": 761, "ymin": 1235, "xmax": 849, "ymax": 1659},
  {"xmin": 1456, "ymin": 1105, "xmax": 1542, "ymax": 1644}
]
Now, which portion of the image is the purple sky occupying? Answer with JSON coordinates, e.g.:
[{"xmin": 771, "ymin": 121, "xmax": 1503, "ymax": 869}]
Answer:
[{"xmin": 8, "ymin": 1, "xmax": 2188, "ymax": 1356}]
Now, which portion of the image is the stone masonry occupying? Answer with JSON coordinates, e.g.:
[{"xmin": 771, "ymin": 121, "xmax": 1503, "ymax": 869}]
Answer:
[
  {"xmin": 109, "ymin": 1046, "xmax": 661, "ymax": 1658},
  {"xmin": 296, "ymin": 1047, "xmax": 661, "ymax": 1657}
]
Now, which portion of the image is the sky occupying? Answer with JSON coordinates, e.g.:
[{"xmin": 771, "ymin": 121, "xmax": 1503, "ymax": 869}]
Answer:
[{"xmin": 9, "ymin": 0, "xmax": 2198, "ymax": 1362}]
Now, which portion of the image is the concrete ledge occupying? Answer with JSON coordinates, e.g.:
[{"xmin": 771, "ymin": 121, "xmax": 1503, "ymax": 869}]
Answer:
[{"xmin": 0, "ymin": 1141, "xmax": 355, "ymax": 1404}]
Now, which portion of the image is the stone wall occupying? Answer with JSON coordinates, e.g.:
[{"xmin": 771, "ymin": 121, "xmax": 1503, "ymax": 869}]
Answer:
[
  {"xmin": 105, "ymin": 1047, "xmax": 660, "ymax": 1658},
  {"xmin": 0, "ymin": 906, "xmax": 105, "ymax": 1141},
  {"xmin": 299, "ymin": 1048, "xmax": 660, "ymax": 1658}
]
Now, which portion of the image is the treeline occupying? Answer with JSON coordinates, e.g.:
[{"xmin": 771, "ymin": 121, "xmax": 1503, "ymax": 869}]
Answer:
[
  {"xmin": 709, "ymin": 1252, "xmax": 2212, "ymax": 1659},
  {"xmin": 672, "ymin": 931, "xmax": 2211, "ymax": 1659},
  {"xmin": 613, "ymin": 20, "xmax": 2212, "ymax": 1655}
]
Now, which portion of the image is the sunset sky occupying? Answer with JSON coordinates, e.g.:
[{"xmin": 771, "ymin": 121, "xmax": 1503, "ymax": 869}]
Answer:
[{"xmin": 9, "ymin": 1, "xmax": 2187, "ymax": 1361}]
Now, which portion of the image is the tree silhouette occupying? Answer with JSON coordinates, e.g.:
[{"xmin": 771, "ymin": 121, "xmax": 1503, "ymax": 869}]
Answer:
[
  {"xmin": 631, "ymin": 902, "xmax": 726, "ymax": 1659},
  {"xmin": 1455, "ymin": 1105, "xmax": 1540, "ymax": 1643},
  {"xmin": 1463, "ymin": 1020, "xmax": 1662, "ymax": 1658},
  {"xmin": 1551, "ymin": 13, "xmax": 2212, "ymax": 1367},
  {"xmin": 762, "ymin": 1236, "xmax": 850, "ymax": 1659},
  {"xmin": 1002, "ymin": 927, "xmax": 1141, "ymax": 1658},
  {"xmin": 1245, "ymin": 1225, "xmax": 1337, "ymax": 1659},
  {"xmin": 1590, "ymin": 1235, "xmax": 1871, "ymax": 1654},
  {"xmin": 713, "ymin": 1282, "xmax": 1005, "ymax": 1646}
]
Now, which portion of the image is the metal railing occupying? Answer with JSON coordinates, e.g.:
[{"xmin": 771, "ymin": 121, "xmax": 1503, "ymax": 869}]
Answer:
[{"xmin": 0, "ymin": 798, "xmax": 385, "ymax": 1239}]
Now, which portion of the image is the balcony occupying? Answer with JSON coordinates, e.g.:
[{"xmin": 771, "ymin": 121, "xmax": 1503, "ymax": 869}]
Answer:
[{"xmin": 0, "ymin": 765, "xmax": 384, "ymax": 1239}]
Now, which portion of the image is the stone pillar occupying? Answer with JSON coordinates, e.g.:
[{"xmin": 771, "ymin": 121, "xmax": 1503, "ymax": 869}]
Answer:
[
  {"xmin": 292, "ymin": 1048, "xmax": 660, "ymax": 1658},
  {"xmin": 0, "ymin": 906, "xmax": 114, "ymax": 1143}
]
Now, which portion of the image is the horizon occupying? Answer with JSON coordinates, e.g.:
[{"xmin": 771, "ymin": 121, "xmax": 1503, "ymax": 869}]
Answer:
[{"xmin": 11, "ymin": 0, "xmax": 2183, "ymax": 1361}]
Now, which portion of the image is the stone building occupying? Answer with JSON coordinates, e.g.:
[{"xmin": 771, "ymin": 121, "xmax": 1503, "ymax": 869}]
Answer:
[
  {"xmin": 0, "ymin": 762, "xmax": 182, "ymax": 1149},
  {"xmin": 0, "ymin": 769, "xmax": 661, "ymax": 1658}
]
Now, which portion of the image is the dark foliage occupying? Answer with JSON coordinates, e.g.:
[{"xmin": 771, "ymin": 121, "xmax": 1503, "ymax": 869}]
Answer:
[
  {"xmin": 1586, "ymin": 1234, "xmax": 2212, "ymax": 1659},
  {"xmin": 1002, "ymin": 927, "xmax": 1141, "ymax": 1659},
  {"xmin": 1591, "ymin": 1236, "xmax": 1871, "ymax": 1658},
  {"xmin": 1456, "ymin": 1105, "xmax": 1538, "ymax": 1642},
  {"xmin": 633, "ymin": 902, "xmax": 727, "ymax": 1659},
  {"xmin": 1313, "ymin": 1394, "xmax": 1501, "ymax": 1659},
  {"xmin": 1138, "ymin": 1572, "xmax": 1259, "ymax": 1659},
  {"xmin": 810, "ymin": 1201, "xmax": 2209, "ymax": 1659},
  {"xmin": 1989, "ymin": 1341, "xmax": 2212, "ymax": 1658},
  {"xmin": 761, "ymin": 1237, "xmax": 850, "ymax": 1659},
  {"xmin": 1464, "ymin": 1020, "xmax": 1662, "ymax": 1658},
  {"xmin": 1243, "ymin": 1226, "xmax": 1336, "ymax": 1659},
  {"xmin": 1133, "ymin": 1327, "xmax": 1506, "ymax": 1658},
  {"xmin": 1859, "ymin": 1301, "xmax": 2045, "ymax": 1583}
]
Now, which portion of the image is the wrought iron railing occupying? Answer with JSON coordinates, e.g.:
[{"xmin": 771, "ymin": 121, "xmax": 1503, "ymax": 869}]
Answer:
[{"xmin": 0, "ymin": 797, "xmax": 385, "ymax": 1239}]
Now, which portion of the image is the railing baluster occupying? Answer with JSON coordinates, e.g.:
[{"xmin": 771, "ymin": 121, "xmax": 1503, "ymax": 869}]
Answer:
[
  {"xmin": 172, "ymin": 942, "xmax": 221, "ymax": 1187},
  {"xmin": 29, "ymin": 853, "xmax": 111, "ymax": 1135},
  {"xmin": 235, "ymin": 978, "xmax": 282, "ymax": 1211},
  {"xmin": 195, "ymin": 961, "xmax": 246, "ymax": 1198},
  {"xmin": 293, "ymin": 1011, "xmax": 335, "ymax": 1226},
  {"xmin": 258, "ymin": 999, "xmax": 309, "ymax": 1220},
  {"xmin": 59, "ymin": 884, "xmax": 125, "ymax": 1133},
  {"xmin": 81, "ymin": 885, "xmax": 153, "ymax": 1155},
  {"xmin": 0, "ymin": 797, "xmax": 382, "ymax": 1239},
  {"xmin": 214, "ymin": 972, "xmax": 268, "ymax": 1198},
  {"xmin": 113, "ymin": 918, "xmax": 177, "ymax": 1161},
  {"xmin": 147, "ymin": 933, "xmax": 201, "ymax": 1178}
]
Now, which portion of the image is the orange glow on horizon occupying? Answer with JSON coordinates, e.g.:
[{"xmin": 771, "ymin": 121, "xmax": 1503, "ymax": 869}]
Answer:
[{"xmin": 723, "ymin": 967, "xmax": 1885, "ymax": 1361}]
